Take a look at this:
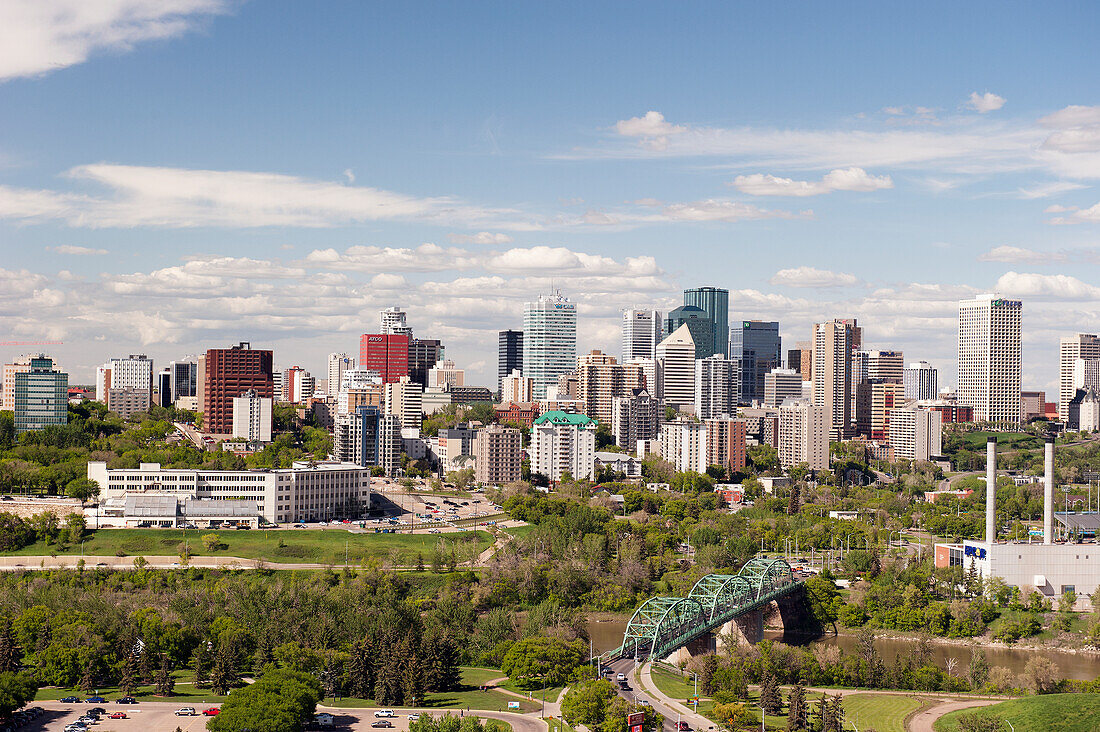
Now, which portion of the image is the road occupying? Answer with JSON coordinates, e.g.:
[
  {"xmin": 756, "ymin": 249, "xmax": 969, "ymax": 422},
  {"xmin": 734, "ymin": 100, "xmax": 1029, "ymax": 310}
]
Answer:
[
  {"xmin": 907, "ymin": 698, "xmax": 1001, "ymax": 732},
  {"xmin": 605, "ymin": 658, "xmax": 718, "ymax": 732}
]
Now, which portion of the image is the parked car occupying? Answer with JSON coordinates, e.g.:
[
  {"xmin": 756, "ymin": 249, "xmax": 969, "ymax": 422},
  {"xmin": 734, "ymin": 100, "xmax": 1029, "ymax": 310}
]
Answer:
[
  {"xmin": 60, "ymin": 696, "xmax": 80, "ymax": 703},
  {"xmin": 77, "ymin": 716, "xmax": 97, "ymax": 725},
  {"xmin": 175, "ymin": 707, "xmax": 197, "ymax": 716},
  {"xmin": 203, "ymin": 707, "xmax": 221, "ymax": 716},
  {"xmin": 63, "ymin": 725, "xmax": 88, "ymax": 732},
  {"xmin": 677, "ymin": 722, "xmax": 691, "ymax": 731},
  {"xmin": 87, "ymin": 707, "xmax": 106, "ymax": 715},
  {"xmin": 117, "ymin": 696, "xmax": 138, "ymax": 704},
  {"xmin": 408, "ymin": 714, "xmax": 421, "ymax": 721},
  {"xmin": 638, "ymin": 700, "xmax": 650, "ymax": 706},
  {"xmin": 371, "ymin": 722, "xmax": 393, "ymax": 728},
  {"xmin": 109, "ymin": 712, "xmax": 127, "ymax": 719},
  {"xmin": 374, "ymin": 709, "xmax": 396, "ymax": 717},
  {"xmin": 85, "ymin": 696, "xmax": 107, "ymax": 703},
  {"xmin": 616, "ymin": 673, "xmax": 626, "ymax": 681}
]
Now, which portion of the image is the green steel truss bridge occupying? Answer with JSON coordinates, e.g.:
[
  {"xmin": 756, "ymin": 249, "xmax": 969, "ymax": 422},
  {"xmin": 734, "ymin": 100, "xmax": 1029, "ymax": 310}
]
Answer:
[{"xmin": 604, "ymin": 557, "xmax": 800, "ymax": 662}]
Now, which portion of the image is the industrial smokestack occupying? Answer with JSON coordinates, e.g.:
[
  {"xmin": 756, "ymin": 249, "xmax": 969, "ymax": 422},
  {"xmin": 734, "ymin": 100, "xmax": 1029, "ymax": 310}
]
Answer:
[
  {"xmin": 986, "ymin": 438, "xmax": 996, "ymax": 545},
  {"xmin": 1044, "ymin": 435, "xmax": 1055, "ymax": 545}
]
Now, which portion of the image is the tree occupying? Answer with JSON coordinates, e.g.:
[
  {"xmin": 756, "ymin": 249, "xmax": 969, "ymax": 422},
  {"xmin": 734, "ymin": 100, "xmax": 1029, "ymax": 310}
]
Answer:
[
  {"xmin": 118, "ymin": 649, "xmax": 139, "ymax": 695},
  {"xmin": 202, "ymin": 533, "xmax": 222, "ymax": 552},
  {"xmin": 65, "ymin": 478, "xmax": 100, "ymax": 507},
  {"xmin": 63, "ymin": 513, "xmax": 85, "ymax": 545},
  {"xmin": 1060, "ymin": 588, "xmax": 1077, "ymax": 613},
  {"xmin": 500, "ymin": 636, "xmax": 586, "ymax": 690},
  {"xmin": 192, "ymin": 642, "xmax": 212, "ymax": 687},
  {"xmin": 1021, "ymin": 656, "xmax": 1060, "ymax": 694},
  {"xmin": 561, "ymin": 679, "xmax": 616, "ymax": 727},
  {"xmin": 968, "ymin": 649, "xmax": 989, "ymax": 690},
  {"xmin": 0, "ymin": 671, "xmax": 36, "ymax": 719},
  {"xmin": 759, "ymin": 672, "xmax": 782, "ymax": 716},
  {"xmin": 0, "ymin": 619, "xmax": 22, "ymax": 673},
  {"xmin": 713, "ymin": 702, "xmax": 757, "ymax": 730},
  {"xmin": 786, "ymin": 683, "xmax": 808, "ymax": 731},
  {"xmin": 155, "ymin": 654, "xmax": 176, "ymax": 696},
  {"xmin": 787, "ymin": 483, "xmax": 801, "ymax": 515},
  {"xmin": 78, "ymin": 654, "xmax": 98, "ymax": 694},
  {"xmin": 210, "ymin": 638, "xmax": 240, "ymax": 695},
  {"xmin": 207, "ymin": 668, "xmax": 321, "ymax": 732}
]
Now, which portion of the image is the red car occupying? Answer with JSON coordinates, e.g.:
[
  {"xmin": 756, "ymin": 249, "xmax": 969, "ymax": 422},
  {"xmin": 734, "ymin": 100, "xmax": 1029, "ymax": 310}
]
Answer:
[
  {"xmin": 109, "ymin": 712, "xmax": 127, "ymax": 719},
  {"xmin": 203, "ymin": 707, "xmax": 221, "ymax": 716}
]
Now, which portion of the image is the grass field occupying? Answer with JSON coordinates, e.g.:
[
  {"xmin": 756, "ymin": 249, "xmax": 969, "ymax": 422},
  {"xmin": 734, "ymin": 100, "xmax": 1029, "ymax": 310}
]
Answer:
[
  {"xmin": 842, "ymin": 693, "xmax": 923, "ymax": 732},
  {"xmin": 1, "ymin": 527, "xmax": 492, "ymax": 565},
  {"xmin": 649, "ymin": 665, "xmax": 698, "ymax": 702},
  {"xmin": 35, "ymin": 670, "xmax": 229, "ymax": 704},
  {"xmin": 330, "ymin": 667, "xmax": 538, "ymax": 713},
  {"xmin": 934, "ymin": 693, "xmax": 1100, "ymax": 732},
  {"xmin": 954, "ymin": 431, "xmax": 1043, "ymax": 452}
]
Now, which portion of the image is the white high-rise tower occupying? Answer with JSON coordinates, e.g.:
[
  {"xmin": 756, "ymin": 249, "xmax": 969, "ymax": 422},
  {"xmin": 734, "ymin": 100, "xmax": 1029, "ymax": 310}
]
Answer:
[
  {"xmin": 958, "ymin": 294, "xmax": 1022, "ymax": 424},
  {"xmin": 1060, "ymin": 334, "xmax": 1100, "ymax": 421},
  {"xmin": 621, "ymin": 309, "xmax": 662, "ymax": 361},
  {"xmin": 522, "ymin": 291, "xmax": 577, "ymax": 401},
  {"xmin": 379, "ymin": 306, "xmax": 413, "ymax": 336}
]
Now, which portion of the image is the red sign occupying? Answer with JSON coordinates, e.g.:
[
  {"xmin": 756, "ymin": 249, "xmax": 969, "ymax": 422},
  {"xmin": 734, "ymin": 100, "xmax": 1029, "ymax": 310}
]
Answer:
[
  {"xmin": 630, "ymin": 725, "xmax": 643, "ymax": 732},
  {"xmin": 628, "ymin": 713, "xmax": 645, "ymax": 726}
]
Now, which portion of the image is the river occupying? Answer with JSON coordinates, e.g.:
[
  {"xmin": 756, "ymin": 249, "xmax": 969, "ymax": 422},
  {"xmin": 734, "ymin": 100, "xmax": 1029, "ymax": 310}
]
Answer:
[{"xmin": 586, "ymin": 618, "xmax": 1100, "ymax": 680}]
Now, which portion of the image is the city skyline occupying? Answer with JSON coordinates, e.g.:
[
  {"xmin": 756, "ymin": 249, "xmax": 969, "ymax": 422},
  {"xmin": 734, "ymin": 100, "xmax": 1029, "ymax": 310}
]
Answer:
[{"xmin": 1, "ymin": 3, "xmax": 1099, "ymax": 389}]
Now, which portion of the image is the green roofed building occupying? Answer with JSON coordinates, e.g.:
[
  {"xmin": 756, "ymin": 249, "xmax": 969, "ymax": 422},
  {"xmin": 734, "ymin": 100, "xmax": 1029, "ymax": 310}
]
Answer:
[{"xmin": 531, "ymin": 410, "xmax": 597, "ymax": 482}]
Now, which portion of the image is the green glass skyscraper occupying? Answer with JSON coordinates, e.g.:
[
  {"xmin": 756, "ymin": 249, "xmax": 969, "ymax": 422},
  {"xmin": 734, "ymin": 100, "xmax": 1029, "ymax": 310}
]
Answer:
[
  {"xmin": 14, "ymin": 356, "xmax": 68, "ymax": 433},
  {"xmin": 683, "ymin": 286, "xmax": 729, "ymax": 358}
]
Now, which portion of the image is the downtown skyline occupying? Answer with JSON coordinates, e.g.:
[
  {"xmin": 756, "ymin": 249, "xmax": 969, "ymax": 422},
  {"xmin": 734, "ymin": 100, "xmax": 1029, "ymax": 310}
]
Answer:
[{"xmin": 1, "ymin": 2, "xmax": 1100, "ymax": 389}]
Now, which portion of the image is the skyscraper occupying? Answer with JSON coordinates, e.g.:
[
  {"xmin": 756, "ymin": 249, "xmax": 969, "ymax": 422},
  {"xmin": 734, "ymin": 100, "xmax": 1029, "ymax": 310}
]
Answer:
[
  {"xmin": 576, "ymin": 350, "xmax": 644, "ymax": 425},
  {"xmin": 169, "ymin": 359, "xmax": 198, "ymax": 404},
  {"xmin": 1059, "ymin": 334, "xmax": 1100, "ymax": 421},
  {"xmin": 328, "ymin": 353, "xmax": 355, "ymax": 395},
  {"xmin": 202, "ymin": 343, "xmax": 275, "ymax": 434},
  {"xmin": 695, "ymin": 355, "xmax": 737, "ymax": 420},
  {"xmin": 408, "ymin": 338, "xmax": 444, "ymax": 387},
  {"xmin": 778, "ymin": 397, "xmax": 828, "ymax": 469},
  {"xmin": 812, "ymin": 320, "xmax": 856, "ymax": 441},
  {"xmin": 14, "ymin": 356, "xmax": 68, "ymax": 433},
  {"xmin": 621, "ymin": 309, "xmax": 662, "ymax": 361},
  {"xmin": 904, "ymin": 361, "xmax": 939, "ymax": 401},
  {"xmin": 656, "ymin": 324, "xmax": 697, "ymax": 413},
  {"xmin": 730, "ymin": 320, "xmax": 781, "ymax": 404},
  {"xmin": 522, "ymin": 291, "xmax": 577, "ymax": 401},
  {"xmin": 665, "ymin": 305, "xmax": 714, "ymax": 359},
  {"xmin": 684, "ymin": 286, "xmax": 729, "ymax": 357},
  {"xmin": 867, "ymin": 350, "xmax": 904, "ymax": 383},
  {"xmin": 359, "ymin": 334, "xmax": 409, "ymax": 384},
  {"xmin": 958, "ymin": 294, "xmax": 1022, "ymax": 424},
  {"xmin": 379, "ymin": 306, "xmax": 413, "ymax": 336},
  {"xmin": 497, "ymin": 329, "xmax": 524, "ymax": 395}
]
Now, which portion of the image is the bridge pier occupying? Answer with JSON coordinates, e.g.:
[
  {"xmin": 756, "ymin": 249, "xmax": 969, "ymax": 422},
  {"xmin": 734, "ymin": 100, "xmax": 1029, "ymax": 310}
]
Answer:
[
  {"xmin": 664, "ymin": 633, "xmax": 715, "ymax": 665},
  {"xmin": 717, "ymin": 606, "xmax": 765, "ymax": 647}
]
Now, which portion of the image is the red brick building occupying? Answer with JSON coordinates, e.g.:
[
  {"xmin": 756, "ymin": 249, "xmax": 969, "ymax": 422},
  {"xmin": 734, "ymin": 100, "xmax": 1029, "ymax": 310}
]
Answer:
[
  {"xmin": 495, "ymin": 401, "xmax": 540, "ymax": 427},
  {"xmin": 202, "ymin": 342, "xmax": 274, "ymax": 434},
  {"xmin": 359, "ymin": 334, "xmax": 409, "ymax": 384},
  {"xmin": 927, "ymin": 403, "xmax": 974, "ymax": 424}
]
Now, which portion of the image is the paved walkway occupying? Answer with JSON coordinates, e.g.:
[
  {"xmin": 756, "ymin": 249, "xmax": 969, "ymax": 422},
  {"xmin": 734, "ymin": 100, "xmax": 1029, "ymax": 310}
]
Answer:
[{"xmin": 907, "ymin": 698, "xmax": 1001, "ymax": 732}]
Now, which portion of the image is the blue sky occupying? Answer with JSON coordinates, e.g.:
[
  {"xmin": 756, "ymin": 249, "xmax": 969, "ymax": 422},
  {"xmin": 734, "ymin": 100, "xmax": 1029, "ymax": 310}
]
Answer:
[{"xmin": 1, "ymin": 1, "xmax": 1099, "ymax": 390}]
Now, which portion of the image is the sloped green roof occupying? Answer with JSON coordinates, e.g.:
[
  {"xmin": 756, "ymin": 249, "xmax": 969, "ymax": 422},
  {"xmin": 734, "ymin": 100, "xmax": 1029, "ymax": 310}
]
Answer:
[{"xmin": 534, "ymin": 410, "xmax": 596, "ymax": 427}]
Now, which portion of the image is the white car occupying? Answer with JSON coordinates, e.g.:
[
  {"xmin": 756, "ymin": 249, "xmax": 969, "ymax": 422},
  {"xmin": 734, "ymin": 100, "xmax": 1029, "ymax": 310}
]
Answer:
[
  {"xmin": 638, "ymin": 699, "xmax": 650, "ymax": 706},
  {"xmin": 175, "ymin": 707, "xmax": 197, "ymax": 716},
  {"xmin": 616, "ymin": 673, "xmax": 626, "ymax": 681},
  {"xmin": 408, "ymin": 714, "xmax": 421, "ymax": 721},
  {"xmin": 374, "ymin": 709, "xmax": 396, "ymax": 718}
]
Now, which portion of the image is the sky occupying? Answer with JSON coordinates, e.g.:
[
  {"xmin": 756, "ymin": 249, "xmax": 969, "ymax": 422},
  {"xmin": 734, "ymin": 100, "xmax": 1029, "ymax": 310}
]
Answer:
[{"xmin": 1, "ymin": 1, "xmax": 1100, "ymax": 391}]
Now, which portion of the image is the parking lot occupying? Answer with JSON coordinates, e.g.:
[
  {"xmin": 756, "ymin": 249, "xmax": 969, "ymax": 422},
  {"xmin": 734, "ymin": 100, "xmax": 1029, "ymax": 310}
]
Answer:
[
  {"xmin": 19, "ymin": 702, "xmax": 536, "ymax": 732},
  {"xmin": 15, "ymin": 701, "xmax": 216, "ymax": 731}
]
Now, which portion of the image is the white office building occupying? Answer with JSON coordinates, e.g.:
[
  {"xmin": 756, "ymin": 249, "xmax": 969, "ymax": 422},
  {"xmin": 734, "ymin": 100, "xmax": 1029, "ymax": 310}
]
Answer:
[
  {"xmin": 96, "ymin": 354, "xmax": 154, "ymax": 409},
  {"xmin": 889, "ymin": 404, "xmax": 942, "ymax": 461},
  {"xmin": 958, "ymin": 294, "xmax": 1022, "ymax": 424},
  {"xmin": 657, "ymin": 324, "xmax": 697, "ymax": 413},
  {"xmin": 385, "ymin": 376, "xmax": 423, "ymax": 430},
  {"xmin": 87, "ymin": 460, "xmax": 374, "ymax": 524},
  {"xmin": 523, "ymin": 291, "xmax": 577, "ymax": 401},
  {"xmin": 622, "ymin": 309, "xmax": 662, "ymax": 361},
  {"xmin": 501, "ymin": 369, "xmax": 533, "ymax": 403},
  {"xmin": 904, "ymin": 361, "xmax": 939, "ymax": 401},
  {"xmin": 530, "ymin": 411, "xmax": 596, "ymax": 481},
  {"xmin": 1060, "ymin": 335, "xmax": 1100, "ymax": 421},
  {"xmin": 232, "ymin": 389, "xmax": 273, "ymax": 443},
  {"xmin": 764, "ymin": 368, "xmax": 803, "ymax": 408},
  {"xmin": 327, "ymin": 353, "xmax": 355, "ymax": 396},
  {"xmin": 660, "ymin": 420, "xmax": 708, "ymax": 474},
  {"xmin": 695, "ymin": 355, "xmax": 737, "ymax": 420},
  {"xmin": 380, "ymin": 305, "xmax": 414, "ymax": 336},
  {"xmin": 778, "ymin": 398, "xmax": 828, "ymax": 470}
]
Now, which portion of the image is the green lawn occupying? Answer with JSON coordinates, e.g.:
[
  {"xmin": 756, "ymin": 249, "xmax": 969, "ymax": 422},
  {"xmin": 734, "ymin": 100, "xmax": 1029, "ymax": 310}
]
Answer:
[
  {"xmin": 502, "ymin": 525, "xmax": 535, "ymax": 539},
  {"xmin": 2, "ymin": 528, "xmax": 492, "ymax": 565},
  {"xmin": 649, "ymin": 665, "xmax": 698, "ymax": 702},
  {"xmin": 934, "ymin": 693, "xmax": 1100, "ymax": 732},
  {"xmin": 497, "ymin": 679, "xmax": 562, "ymax": 704},
  {"xmin": 842, "ymin": 693, "xmax": 923, "ymax": 732},
  {"xmin": 547, "ymin": 718, "xmax": 575, "ymax": 732},
  {"xmin": 954, "ymin": 431, "xmax": 1042, "ymax": 452},
  {"xmin": 35, "ymin": 669, "xmax": 229, "ymax": 704},
  {"xmin": 323, "ymin": 666, "xmax": 538, "ymax": 714}
]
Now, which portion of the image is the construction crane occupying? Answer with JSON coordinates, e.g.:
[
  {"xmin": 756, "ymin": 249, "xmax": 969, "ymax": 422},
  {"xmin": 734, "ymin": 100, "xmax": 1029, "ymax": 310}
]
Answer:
[{"xmin": 0, "ymin": 341, "xmax": 64, "ymax": 346}]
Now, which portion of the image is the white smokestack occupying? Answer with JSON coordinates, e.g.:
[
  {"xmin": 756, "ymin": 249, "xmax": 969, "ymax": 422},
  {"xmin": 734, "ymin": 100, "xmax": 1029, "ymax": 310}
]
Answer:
[
  {"xmin": 1044, "ymin": 436, "xmax": 1055, "ymax": 545},
  {"xmin": 986, "ymin": 438, "xmax": 996, "ymax": 545}
]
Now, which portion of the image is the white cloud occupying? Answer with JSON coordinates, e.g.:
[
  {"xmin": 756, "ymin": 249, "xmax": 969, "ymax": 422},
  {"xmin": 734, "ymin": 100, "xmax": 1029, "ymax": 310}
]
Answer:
[
  {"xmin": 995, "ymin": 271, "xmax": 1100, "ymax": 300},
  {"xmin": 614, "ymin": 111, "xmax": 686, "ymax": 150},
  {"xmin": 50, "ymin": 244, "xmax": 107, "ymax": 255},
  {"xmin": 977, "ymin": 246, "xmax": 1066, "ymax": 265},
  {"xmin": 447, "ymin": 232, "xmax": 513, "ymax": 245},
  {"xmin": 1016, "ymin": 181, "xmax": 1087, "ymax": 199},
  {"xmin": 304, "ymin": 243, "xmax": 478, "ymax": 272},
  {"xmin": 965, "ymin": 92, "xmax": 1006, "ymax": 113},
  {"xmin": 1043, "ymin": 204, "xmax": 1077, "ymax": 213},
  {"xmin": 645, "ymin": 199, "xmax": 808, "ymax": 223},
  {"xmin": 768, "ymin": 266, "xmax": 860, "ymax": 288},
  {"xmin": 1049, "ymin": 201, "xmax": 1100, "ymax": 225},
  {"xmin": 732, "ymin": 167, "xmax": 892, "ymax": 196},
  {"xmin": 0, "ymin": 0, "xmax": 228, "ymax": 82}
]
